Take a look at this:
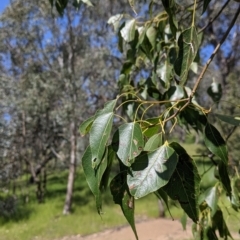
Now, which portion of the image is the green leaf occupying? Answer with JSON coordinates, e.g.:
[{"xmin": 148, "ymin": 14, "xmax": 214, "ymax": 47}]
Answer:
[
  {"xmin": 161, "ymin": 0, "xmax": 178, "ymax": 36},
  {"xmin": 81, "ymin": 0, "xmax": 94, "ymax": 7},
  {"xmin": 231, "ymin": 177, "xmax": 240, "ymax": 211},
  {"xmin": 200, "ymin": 186, "xmax": 219, "ymax": 216},
  {"xmin": 90, "ymin": 100, "xmax": 116, "ymax": 168},
  {"xmin": 155, "ymin": 188, "xmax": 173, "ymax": 218},
  {"xmin": 120, "ymin": 19, "xmax": 136, "ymax": 42},
  {"xmin": 202, "ymin": 0, "xmax": 212, "ymax": 14},
  {"xmin": 167, "ymin": 85, "xmax": 184, "ymax": 102},
  {"xmin": 212, "ymin": 209, "xmax": 232, "ymax": 239},
  {"xmin": 174, "ymin": 27, "xmax": 199, "ymax": 85},
  {"xmin": 144, "ymin": 133, "xmax": 163, "ymax": 151},
  {"xmin": 100, "ymin": 146, "xmax": 115, "ymax": 190},
  {"xmin": 179, "ymin": 105, "xmax": 207, "ymax": 132},
  {"xmin": 127, "ymin": 143, "xmax": 178, "ymax": 199},
  {"xmin": 82, "ymin": 146, "xmax": 108, "ymax": 214},
  {"xmin": 79, "ymin": 116, "xmax": 95, "ymax": 136},
  {"xmin": 107, "ymin": 14, "xmax": 124, "ymax": 32},
  {"xmin": 112, "ymin": 122, "xmax": 144, "ymax": 166},
  {"xmin": 217, "ymin": 161, "xmax": 231, "ymax": 197},
  {"xmin": 146, "ymin": 26, "xmax": 157, "ymax": 49},
  {"xmin": 163, "ymin": 142, "xmax": 200, "ymax": 222},
  {"xmin": 141, "ymin": 117, "xmax": 161, "ymax": 138},
  {"xmin": 110, "ymin": 172, "xmax": 138, "ymax": 240},
  {"xmin": 203, "ymin": 123, "xmax": 228, "ymax": 165},
  {"xmin": 215, "ymin": 113, "xmax": 240, "ymax": 126},
  {"xmin": 180, "ymin": 212, "xmax": 187, "ymax": 230},
  {"xmin": 157, "ymin": 61, "xmax": 173, "ymax": 89}
]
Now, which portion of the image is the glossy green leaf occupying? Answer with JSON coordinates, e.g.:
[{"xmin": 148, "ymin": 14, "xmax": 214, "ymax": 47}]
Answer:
[
  {"xmin": 90, "ymin": 100, "xmax": 117, "ymax": 168},
  {"xmin": 82, "ymin": 146, "xmax": 108, "ymax": 214},
  {"xmin": 215, "ymin": 113, "xmax": 240, "ymax": 126},
  {"xmin": 179, "ymin": 105, "xmax": 207, "ymax": 132},
  {"xmin": 163, "ymin": 142, "xmax": 200, "ymax": 222},
  {"xmin": 120, "ymin": 19, "xmax": 136, "ymax": 42},
  {"xmin": 112, "ymin": 122, "xmax": 144, "ymax": 166},
  {"xmin": 203, "ymin": 123, "xmax": 228, "ymax": 165},
  {"xmin": 79, "ymin": 115, "xmax": 95, "ymax": 136},
  {"xmin": 217, "ymin": 161, "xmax": 231, "ymax": 197},
  {"xmin": 146, "ymin": 26, "xmax": 157, "ymax": 49},
  {"xmin": 127, "ymin": 143, "xmax": 178, "ymax": 199},
  {"xmin": 144, "ymin": 133, "xmax": 162, "ymax": 151},
  {"xmin": 200, "ymin": 186, "xmax": 219, "ymax": 216},
  {"xmin": 157, "ymin": 61, "xmax": 173, "ymax": 89},
  {"xmin": 174, "ymin": 27, "xmax": 199, "ymax": 85},
  {"xmin": 110, "ymin": 172, "xmax": 138, "ymax": 240}
]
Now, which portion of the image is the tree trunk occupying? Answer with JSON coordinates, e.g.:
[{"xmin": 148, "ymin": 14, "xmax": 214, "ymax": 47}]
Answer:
[{"xmin": 63, "ymin": 121, "xmax": 77, "ymax": 214}]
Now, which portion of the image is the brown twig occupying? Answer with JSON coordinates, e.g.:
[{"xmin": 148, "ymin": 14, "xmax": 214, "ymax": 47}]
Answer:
[{"xmin": 199, "ymin": 0, "xmax": 231, "ymax": 33}]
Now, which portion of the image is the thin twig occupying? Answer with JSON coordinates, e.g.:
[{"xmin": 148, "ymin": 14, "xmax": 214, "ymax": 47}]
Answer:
[
  {"xmin": 190, "ymin": 4, "xmax": 240, "ymax": 99},
  {"xmin": 199, "ymin": 0, "xmax": 231, "ymax": 33}
]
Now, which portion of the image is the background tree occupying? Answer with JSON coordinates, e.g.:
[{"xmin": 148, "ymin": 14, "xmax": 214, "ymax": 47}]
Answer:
[{"xmin": 0, "ymin": 0, "xmax": 128, "ymax": 213}]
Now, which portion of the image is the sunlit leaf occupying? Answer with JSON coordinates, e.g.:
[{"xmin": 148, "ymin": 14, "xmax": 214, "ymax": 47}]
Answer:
[
  {"xmin": 79, "ymin": 115, "xmax": 95, "ymax": 136},
  {"xmin": 127, "ymin": 143, "xmax": 178, "ymax": 199},
  {"xmin": 199, "ymin": 186, "xmax": 219, "ymax": 216},
  {"xmin": 163, "ymin": 142, "xmax": 200, "ymax": 222},
  {"xmin": 112, "ymin": 122, "xmax": 144, "ymax": 166},
  {"xmin": 120, "ymin": 19, "xmax": 136, "ymax": 42},
  {"xmin": 90, "ymin": 100, "xmax": 117, "ymax": 168},
  {"xmin": 157, "ymin": 61, "xmax": 173, "ymax": 89},
  {"xmin": 203, "ymin": 123, "xmax": 228, "ymax": 165},
  {"xmin": 81, "ymin": 0, "xmax": 94, "ymax": 7},
  {"xmin": 110, "ymin": 172, "xmax": 138, "ymax": 240},
  {"xmin": 144, "ymin": 133, "xmax": 163, "ymax": 151},
  {"xmin": 82, "ymin": 146, "xmax": 108, "ymax": 214},
  {"xmin": 146, "ymin": 26, "xmax": 157, "ymax": 49},
  {"xmin": 107, "ymin": 14, "xmax": 124, "ymax": 32},
  {"xmin": 174, "ymin": 27, "xmax": 199, "ymax": 85}
]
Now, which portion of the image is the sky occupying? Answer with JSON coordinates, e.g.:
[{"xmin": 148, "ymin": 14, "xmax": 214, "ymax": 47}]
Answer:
[{"xmin": 0, "ymin": 0, "xmax": 10, "ymax": 13}]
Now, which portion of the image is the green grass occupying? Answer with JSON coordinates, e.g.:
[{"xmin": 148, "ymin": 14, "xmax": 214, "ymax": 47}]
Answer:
[
  {"xmin": 0, "ymin": 169, "xmax": 161, "ymax": 240},
  {"xmin": 0, "ymin": 143, "xmax": 239, "ymax": 240}
]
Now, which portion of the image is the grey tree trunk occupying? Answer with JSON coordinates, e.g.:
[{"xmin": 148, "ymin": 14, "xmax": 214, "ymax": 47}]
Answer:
[{"xmin": 63, "ymin": 121, "xmax": 77, "ymax": 214}]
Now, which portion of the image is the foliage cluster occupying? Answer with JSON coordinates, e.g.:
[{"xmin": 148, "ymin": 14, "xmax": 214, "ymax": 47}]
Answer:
[{"xmin": 77, "ymin": 0, "xmax": 240, "ymax": 239}]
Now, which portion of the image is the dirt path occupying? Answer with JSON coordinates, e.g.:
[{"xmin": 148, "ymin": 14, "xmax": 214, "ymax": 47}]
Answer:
[{"xmin": 59, "ymin": 218, "xmax": 193, "ymax": 240}]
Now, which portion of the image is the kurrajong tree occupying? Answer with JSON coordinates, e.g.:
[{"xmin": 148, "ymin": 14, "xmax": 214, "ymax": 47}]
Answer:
[{"xmin": 56, "ymin": 0, "xmax": 240, "ymax": 239}]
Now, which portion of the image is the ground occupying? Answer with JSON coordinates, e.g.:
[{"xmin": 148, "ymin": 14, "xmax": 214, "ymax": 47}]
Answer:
[{"xmin": 59, "ymin": 218, "xmax": 193, "ymax": 240}]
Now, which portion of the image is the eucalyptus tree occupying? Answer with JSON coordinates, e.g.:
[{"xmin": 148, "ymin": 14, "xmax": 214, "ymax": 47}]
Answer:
[{"xmin": 0, "ymin": 0, "xmax": 123, "ymax": 211}]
